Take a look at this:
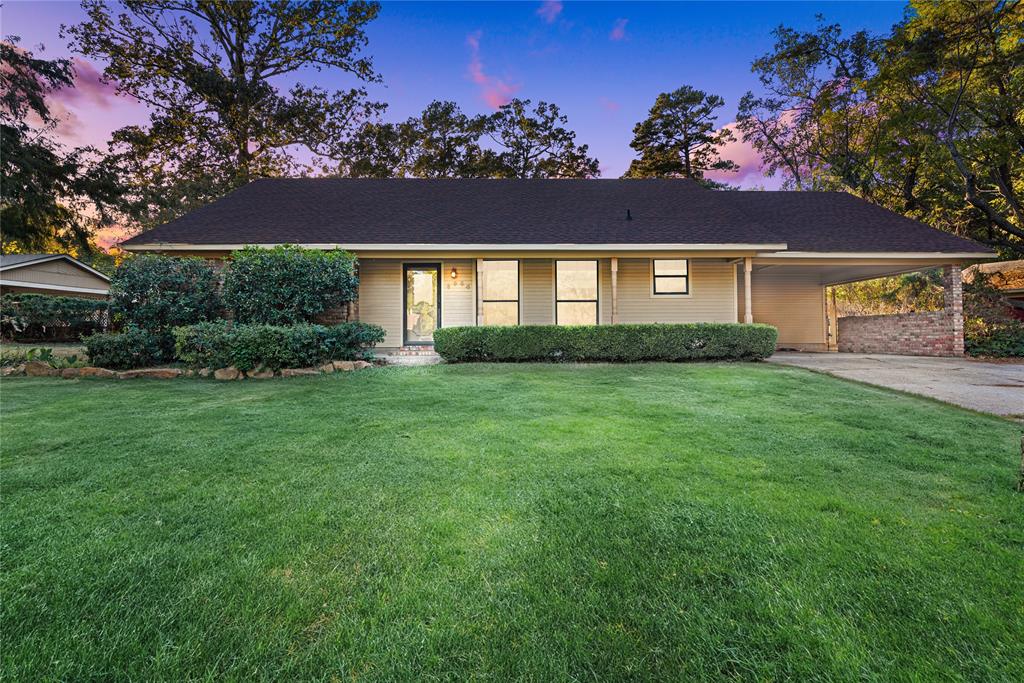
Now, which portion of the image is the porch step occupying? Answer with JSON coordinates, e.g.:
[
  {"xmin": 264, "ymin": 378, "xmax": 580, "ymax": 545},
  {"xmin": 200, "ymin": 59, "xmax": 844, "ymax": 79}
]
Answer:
[
  {"xmin": 394, "ymin": 346, "xmax": 440, "ymax": 356},
  {"xmin": 381, "ymin": 354, "xmax": 442, "ymax": 366}
]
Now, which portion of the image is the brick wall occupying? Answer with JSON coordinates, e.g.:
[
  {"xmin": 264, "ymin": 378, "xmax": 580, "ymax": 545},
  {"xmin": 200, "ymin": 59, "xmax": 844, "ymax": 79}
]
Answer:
[{"xmin": 838, "ymin": 266, "xmax": 964, "ymax": 357}]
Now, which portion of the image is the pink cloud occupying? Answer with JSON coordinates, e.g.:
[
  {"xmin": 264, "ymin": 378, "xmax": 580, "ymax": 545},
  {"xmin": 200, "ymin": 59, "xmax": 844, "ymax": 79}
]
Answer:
[
  {"xmin": 466, "ymin": 31, "xmax": 520, "ymax": 109},
  {"xmin": 609, "ymin": 18, "xmax": 629, "ymax": 41},
  {"xmin": 703, "ymin": 122, "xmax": 779, "ymax": 189},
  {"xmin": 536, "ymin": 1, "xmax": 563, "ymax": 24},
  {"xmin": 598, "ymin": 97, "xmax": 620, "ymax": 112},
  {"xmin": 52, "ymin": 58, "xmax": 121, "ymax": 109},
  {"xmin": 96, "ymin": 223, "xmax": 140, "ymax": 251}
]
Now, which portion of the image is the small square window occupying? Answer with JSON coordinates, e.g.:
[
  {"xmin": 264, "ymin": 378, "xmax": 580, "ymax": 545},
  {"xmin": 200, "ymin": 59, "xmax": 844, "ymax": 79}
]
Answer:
[{"xmin": 653, "ymin": 259, "xmax": 689, "ymax": 295}]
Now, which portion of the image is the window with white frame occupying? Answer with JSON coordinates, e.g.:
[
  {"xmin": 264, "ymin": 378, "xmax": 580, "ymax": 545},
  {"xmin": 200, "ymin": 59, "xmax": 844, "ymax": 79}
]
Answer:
[
  {"xmin": 555, "ymin": 260, "xmax": 598, "ymax": 325},
  {"xmin": 652, "ymin": 259, "xmax": 689, "ymax": 295},
  {"xmin": 478, "ymin": 260, "xmax": 519, "ymax": 325}
]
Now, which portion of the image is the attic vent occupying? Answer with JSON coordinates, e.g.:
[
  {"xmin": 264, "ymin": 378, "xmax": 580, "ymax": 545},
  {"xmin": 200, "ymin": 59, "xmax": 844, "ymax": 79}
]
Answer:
[{"xmin": 626, "ymin": 209, "xmax": 632, "ymax": 221}]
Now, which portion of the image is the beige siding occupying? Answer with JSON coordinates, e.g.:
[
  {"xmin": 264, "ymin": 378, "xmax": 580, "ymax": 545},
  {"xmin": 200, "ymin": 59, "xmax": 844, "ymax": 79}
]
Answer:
[
  {"xmin": 358, "ymin": 258, "xmax": 475, "ymax": 348},
  {"xmin": 441, "ymin": 259, "xmax": 474, "ymax": 328},
  {"xmin": 3, "ymin": 259, "xmax": 109, "ymax": 292},
  {"xmin": 521, "ymin": 259, "xmax": 554, "ymax": 325},
  {"xmin": 359, "ymin": 256, "xmax": 746, "ymax": 347},
  {"xmin": 358, "ymin": 259, "xmax": 403, "ymax": 348},
  {"xmin": 612, "ymin": 258, "xmax": 737, "ymax": 324},
  {"xmin": 738, "ymin": 266, "xmax": 827, "ymax": 349}
]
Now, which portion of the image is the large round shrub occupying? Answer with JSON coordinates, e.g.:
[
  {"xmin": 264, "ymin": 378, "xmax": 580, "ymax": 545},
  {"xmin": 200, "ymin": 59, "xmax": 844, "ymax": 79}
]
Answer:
[
  {"xmin": 83, "ymin": 327, "xmax": 166, "ymax": 370},
  {"xmin": 110, "ymin": 255, "xmax": 221, "ymax": 335},
  {"xmin": 222, "ymin": 245, "xmax": 358, "ymax": 325}
]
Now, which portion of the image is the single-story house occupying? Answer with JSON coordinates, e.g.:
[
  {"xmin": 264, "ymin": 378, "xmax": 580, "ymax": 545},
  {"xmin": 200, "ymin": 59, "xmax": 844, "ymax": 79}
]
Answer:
[
  {"xmin": 0, "ymin": 253, "xmax": 110, "ymax": 299},
  {"xmin": 121, "ymin": 179, "xmax": 993, "ymax": 356}
]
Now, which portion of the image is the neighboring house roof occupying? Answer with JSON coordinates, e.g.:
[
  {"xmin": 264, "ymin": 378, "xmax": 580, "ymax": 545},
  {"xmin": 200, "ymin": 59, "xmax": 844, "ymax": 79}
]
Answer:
[
  {"xmin": 121, "ymin": 178, "xmax": 992, "ymax": 255},
  {"xmin": 964, "ymin": 259, "xmax": 1024, "ymax": 292},
  {"xmin": 0, "ymin": 253, "xmax": 110, "ymax": 281}
]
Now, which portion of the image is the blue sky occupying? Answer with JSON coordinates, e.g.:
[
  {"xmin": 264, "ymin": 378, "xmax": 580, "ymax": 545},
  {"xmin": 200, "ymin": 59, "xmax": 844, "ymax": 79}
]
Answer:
[{"xmin": 3, "ymin": 1, "xmax": 909, "ymax": 183}]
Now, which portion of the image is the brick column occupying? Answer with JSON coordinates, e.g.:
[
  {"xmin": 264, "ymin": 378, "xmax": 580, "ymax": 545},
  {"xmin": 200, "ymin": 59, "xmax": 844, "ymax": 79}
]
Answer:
[{"xmin": 943, "ymin": 265, "xmax": 964, "ymax": 356}]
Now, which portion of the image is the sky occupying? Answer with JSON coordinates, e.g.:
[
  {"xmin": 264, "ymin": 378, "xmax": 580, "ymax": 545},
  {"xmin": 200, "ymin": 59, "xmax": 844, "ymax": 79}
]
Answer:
[{"xmin": 3, "ymin": 0, "xmax": 909, "ymax": 193}]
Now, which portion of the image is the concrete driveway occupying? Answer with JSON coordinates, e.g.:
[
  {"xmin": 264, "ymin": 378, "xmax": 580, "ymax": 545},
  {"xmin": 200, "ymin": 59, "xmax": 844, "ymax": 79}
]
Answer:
[{"xmin": 767, "ymin": 352, "xmax": 1024, "ymax": 418}]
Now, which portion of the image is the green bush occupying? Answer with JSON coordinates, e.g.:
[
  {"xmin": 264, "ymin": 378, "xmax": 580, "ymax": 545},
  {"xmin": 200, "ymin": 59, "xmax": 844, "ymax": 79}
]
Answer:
[
  {"xmin": 173, "ymin": 321, "xmax": 385, "ymax": 372},
  {"xmin": 433, "ymin": 323, "xmax": 778, "ymax": 363},
  {"xmin": 965, "ymin": 320, "xmax": 1024, "ymax": 357},
  {"xmin": 82, "ymin": 327, "xmax": 167, "ymax": 370},
  {"xmin": 0, "ymin": 294, "xmax": 108, "ymax": 341},
  {"xmin": 222, "ymin": 245, "xmax": 358, "ymax": 325},
  {"xmin": 110, "ymin": 255, "xmax": 221, "ymax": 336}
]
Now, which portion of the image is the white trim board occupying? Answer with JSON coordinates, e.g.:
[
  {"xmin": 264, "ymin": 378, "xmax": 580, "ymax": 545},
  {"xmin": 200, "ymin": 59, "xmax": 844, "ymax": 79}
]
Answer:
[{"xmin": 0, "ymin": 279, "xmax": 109, "ymax": 295}]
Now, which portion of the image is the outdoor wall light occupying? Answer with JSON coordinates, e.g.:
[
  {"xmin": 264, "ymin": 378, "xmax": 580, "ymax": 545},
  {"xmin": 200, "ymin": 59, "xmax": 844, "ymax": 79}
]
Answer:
[{"xmin": 450, "ymin": 267, "xmax": 458, "ymax": 279}]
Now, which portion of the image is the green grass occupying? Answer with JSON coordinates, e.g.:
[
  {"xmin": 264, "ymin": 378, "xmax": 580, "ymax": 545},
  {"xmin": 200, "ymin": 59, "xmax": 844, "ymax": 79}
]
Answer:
[{"xmin": 2, "ymin": 364, "xmax": 1021, "ymax": 681}]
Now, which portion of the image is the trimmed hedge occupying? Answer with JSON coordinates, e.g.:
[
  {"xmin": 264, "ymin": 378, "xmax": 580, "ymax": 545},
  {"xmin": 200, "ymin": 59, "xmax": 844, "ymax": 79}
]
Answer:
[
  {"xmin": 173, "ymin": 321, "xmax": 385, "ymax": 372},
  {"xmin": 82, "ymin": 327, "xmax": 167, "ymax": 370},
  {"xmin": 0, "ymin": 293, "xmax": 108, "ymax": 341},
  {"xmin": 433, "ymin": 323, "xmax": 778, "ymax": 363}
]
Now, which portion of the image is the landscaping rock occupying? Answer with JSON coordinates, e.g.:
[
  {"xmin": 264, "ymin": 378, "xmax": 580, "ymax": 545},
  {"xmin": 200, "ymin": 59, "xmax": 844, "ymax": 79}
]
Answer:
[
  {"xmin": 353, "ymin": 360, "xmax": 372, "ymax": 370},
  {"xmin": 25, "ymin": 361, "xmax": 58, "ymax": 377},
  {"xmin": 1, "ymin": 364, "xmax": 25, "ymax": 377},
  {"xmin": 318, "ymin": 362, "xmax": 336, "ymax": 373},
  {"xmin": 332, "ymin": 360, "xmax": 355, "ymax": 372},
  {"xmin": 198, "ymin": 368, "xmax": 212, "ymax": 377},
  {"xmin": 214, "ymin": 367, "xmax": 240, "ymax": 381},
  {"xmin": 248, "ymin": 367, "xmax": 275, "ymax": 379},
  {"xmin": 78, "ymin": 367, "xmax": 117, "ymax": 378},
  {"xmin": 280, "ymin": 367, "xmax": 319, "ymax": 377},
  {"xmin": 61, "ymin": 368, "xmax": 81, "ymax": 379},
  {"xmin": 119, "ymin": 368, "xmax": 183, "ymax": 380}
]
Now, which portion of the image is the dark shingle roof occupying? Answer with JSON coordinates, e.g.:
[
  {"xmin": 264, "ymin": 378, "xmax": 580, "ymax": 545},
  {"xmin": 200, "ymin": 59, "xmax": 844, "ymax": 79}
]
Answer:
[
  {"xmin": 122, "ymin": 178, "xmax": 991, "ymax": 254},
  {"xmin": 726, "ymin": 191, "xmax": 990, "ymax": 253}
]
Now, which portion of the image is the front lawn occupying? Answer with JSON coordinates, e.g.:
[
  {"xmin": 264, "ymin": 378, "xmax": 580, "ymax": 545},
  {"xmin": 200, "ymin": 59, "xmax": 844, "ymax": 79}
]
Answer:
[{"xmin": 2, "ymin": 364, "xmax": 1021, "ymax": 680}]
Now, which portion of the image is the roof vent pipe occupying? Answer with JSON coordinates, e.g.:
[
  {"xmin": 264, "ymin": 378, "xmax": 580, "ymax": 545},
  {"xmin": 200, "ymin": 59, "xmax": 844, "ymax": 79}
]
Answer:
[{"xmin": 626, "ymin": 209, "xmax": 632, "ymax": 221}]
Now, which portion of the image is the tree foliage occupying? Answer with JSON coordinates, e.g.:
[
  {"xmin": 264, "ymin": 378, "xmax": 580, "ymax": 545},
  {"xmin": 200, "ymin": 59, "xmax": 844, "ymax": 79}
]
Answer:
[
  {"xmin": 624, "ymin": 86, "xmax": 737, "ymax": 186},
  {"xmin": 737, "ymin": 1, "xmax": 1023, "ymax": 254},
  {"xmin": 340, "ymin": 98, "xmax": 598, "ymax": 178},
  {"xmin": 484, "ymin": 99, "xmax": 599, "ymax": 178},
  {"xmin": 63, "ymin": 0, "xmax": 384, "ymax": 230},
  {"xmin": 0, "ymin": 37, "xmax": 122, "ymax": 253}
]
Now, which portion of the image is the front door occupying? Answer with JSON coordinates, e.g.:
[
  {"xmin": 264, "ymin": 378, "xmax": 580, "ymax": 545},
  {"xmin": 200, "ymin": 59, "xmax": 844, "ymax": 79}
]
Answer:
[{"xmin": 403, "ymin": 263, "xmax": 441, "ymax": 345}]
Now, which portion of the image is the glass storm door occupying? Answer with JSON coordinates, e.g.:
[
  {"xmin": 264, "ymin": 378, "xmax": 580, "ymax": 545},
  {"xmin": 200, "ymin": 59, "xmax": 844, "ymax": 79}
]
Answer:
[{"xmin": 403, "ymin": 264, "xmax": 441, "ymax": 345}]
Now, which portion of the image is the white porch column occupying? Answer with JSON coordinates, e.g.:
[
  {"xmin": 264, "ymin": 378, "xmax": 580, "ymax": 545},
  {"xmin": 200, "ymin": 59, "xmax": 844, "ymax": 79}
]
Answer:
[
  {"xmin": 610, "ymin": 257, "xmax": 619, "ymax": 324},
  {"xmin": 743, "ymin": 257, "xmax": 753, "ymax": 324}
]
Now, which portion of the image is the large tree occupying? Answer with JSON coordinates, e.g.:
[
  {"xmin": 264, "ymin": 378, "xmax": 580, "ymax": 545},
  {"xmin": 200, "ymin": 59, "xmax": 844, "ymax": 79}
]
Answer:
[
  {"xmin": 624, "ymin": 86, "xmax": 737, "ymax": 186},
  {"xmin": 341, "ymin": 98, "xmax": 597, "ymax": 179},
  {"xmin": 63, "ymin": 0, "xmax": 384, "ymax": 230},
  {"xmin": 340, "ymin": 100, "xmax": 494, "ymax": 178},
  {"xmin": 0, "ymin": 37, "xmax": 122, "ymax": 254},
  {"xmin": 737, "ymin": 1, "xmax": 1022, "ymax": 254},
  {"xmin": 484, "ymin": 99, "xmax": 599, "ymax": 178}
]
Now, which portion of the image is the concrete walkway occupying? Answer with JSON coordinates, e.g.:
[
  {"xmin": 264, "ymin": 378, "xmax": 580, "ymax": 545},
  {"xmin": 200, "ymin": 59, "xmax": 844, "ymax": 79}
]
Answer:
[{"xmin": 767, "ymin": 352, "xmax": 1024, "ymax": 418}]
